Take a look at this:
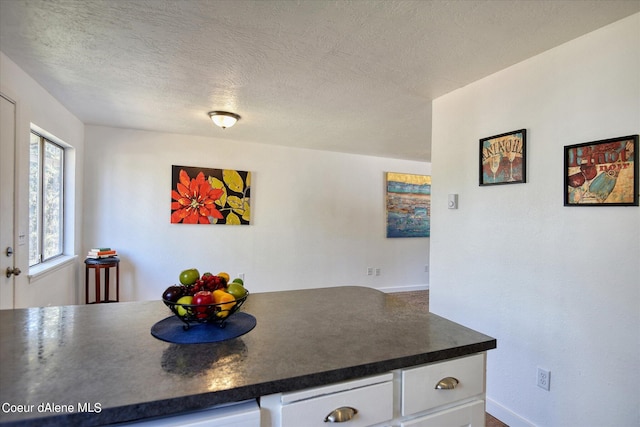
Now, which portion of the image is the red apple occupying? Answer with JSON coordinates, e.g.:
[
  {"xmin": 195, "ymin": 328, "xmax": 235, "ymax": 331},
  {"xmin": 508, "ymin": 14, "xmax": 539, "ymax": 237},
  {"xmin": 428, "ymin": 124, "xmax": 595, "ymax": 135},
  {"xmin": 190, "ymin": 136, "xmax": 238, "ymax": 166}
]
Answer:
[{"xmin": 193, "ymin": 290, "xmax": 213, "ymax": 319}]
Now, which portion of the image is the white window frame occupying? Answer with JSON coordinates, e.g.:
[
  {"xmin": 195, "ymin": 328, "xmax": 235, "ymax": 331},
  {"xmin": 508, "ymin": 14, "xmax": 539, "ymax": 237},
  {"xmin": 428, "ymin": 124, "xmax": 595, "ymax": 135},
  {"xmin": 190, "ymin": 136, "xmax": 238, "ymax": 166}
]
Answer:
[{"xmin": 28, "ymin": 125, "xmax": 77, "ymax": 280}]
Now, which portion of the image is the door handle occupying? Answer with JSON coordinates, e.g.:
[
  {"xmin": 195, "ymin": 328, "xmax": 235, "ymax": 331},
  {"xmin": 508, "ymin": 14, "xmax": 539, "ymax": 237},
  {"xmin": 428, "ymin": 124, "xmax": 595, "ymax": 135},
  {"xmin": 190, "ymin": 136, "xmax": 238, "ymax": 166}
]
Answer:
[{"xmin": 6, "ymin": 267, "xmax": 21, "ymax": 278}]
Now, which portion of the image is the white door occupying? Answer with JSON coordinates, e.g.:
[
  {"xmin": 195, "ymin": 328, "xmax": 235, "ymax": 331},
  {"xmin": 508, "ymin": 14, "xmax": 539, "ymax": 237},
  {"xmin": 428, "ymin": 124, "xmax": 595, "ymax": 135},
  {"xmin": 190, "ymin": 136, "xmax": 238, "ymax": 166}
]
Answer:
[{"xmin": 1, "ymin": 93, "xmax": 19, "ymax": 309}]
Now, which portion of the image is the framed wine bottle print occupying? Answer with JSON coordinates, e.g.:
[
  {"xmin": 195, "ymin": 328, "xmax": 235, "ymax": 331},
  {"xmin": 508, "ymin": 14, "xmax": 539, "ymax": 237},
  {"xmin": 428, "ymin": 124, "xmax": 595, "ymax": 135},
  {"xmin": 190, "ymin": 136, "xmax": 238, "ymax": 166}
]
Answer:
[
  {"xmin": 564, "ymin": 135, "xmax": 638, "ymax": 206},
  {"xmin": 479, "ymin": 129, "xmax": 526, "ymax": 186}
]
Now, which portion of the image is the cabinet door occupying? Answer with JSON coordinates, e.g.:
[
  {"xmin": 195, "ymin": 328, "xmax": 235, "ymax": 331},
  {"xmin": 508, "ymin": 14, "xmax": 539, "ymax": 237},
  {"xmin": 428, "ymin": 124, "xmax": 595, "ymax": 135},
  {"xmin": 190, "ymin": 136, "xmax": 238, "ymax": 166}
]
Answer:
[
  {"xmin": 400, "ymin": 400, "xmax": 485, "ymax": 427},
  {"xmin": 118, "ymin": 399, "xmax": 260, "ymax": 426},
  {"xmin": 402, "ymin": 353, "xmax": 484, "ymax": 416},
  {"xmin": 281, "ymin": 381, "xmax": 393, "ymax": 427}
]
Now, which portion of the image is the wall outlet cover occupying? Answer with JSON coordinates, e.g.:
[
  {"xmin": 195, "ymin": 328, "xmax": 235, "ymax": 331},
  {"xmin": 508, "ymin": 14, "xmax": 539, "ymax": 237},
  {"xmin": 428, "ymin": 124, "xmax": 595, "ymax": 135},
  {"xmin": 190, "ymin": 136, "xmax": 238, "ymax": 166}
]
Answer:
[{"xmin": 537, "ymin": 367, "xmax": 550, "ymax": 391}]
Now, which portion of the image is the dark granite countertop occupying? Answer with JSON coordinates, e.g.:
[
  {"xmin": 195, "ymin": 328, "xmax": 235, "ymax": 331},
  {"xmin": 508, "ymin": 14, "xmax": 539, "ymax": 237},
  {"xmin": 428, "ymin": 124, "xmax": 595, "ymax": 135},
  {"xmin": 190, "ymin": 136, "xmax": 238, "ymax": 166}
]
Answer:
[{"xmin": 0, "ymin": 286, "xmax": 495, "ymax": 426}]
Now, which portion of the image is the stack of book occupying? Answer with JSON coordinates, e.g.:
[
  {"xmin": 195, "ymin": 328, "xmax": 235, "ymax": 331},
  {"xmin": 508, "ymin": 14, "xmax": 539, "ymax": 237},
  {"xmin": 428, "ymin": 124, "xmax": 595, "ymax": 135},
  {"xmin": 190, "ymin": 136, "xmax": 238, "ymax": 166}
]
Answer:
[{"xmin": 86, "ymin": 247, "xmax": 118, "ymax": 259}]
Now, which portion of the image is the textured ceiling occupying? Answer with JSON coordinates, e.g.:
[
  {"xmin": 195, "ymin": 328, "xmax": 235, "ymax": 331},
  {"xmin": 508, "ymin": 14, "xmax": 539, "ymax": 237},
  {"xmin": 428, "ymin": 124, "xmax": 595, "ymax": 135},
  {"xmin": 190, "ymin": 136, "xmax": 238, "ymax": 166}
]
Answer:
[{"xmin": 1, "ymin": 0, "xmax": 639, "ymax": 161}]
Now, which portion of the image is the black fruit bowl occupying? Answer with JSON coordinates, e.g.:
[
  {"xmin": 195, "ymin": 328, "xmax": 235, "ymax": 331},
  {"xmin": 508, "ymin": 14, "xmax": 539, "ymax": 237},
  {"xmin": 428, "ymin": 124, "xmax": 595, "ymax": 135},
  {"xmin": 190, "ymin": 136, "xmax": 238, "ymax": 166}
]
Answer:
[{"xmin": 162, "ymin": 291, "xmax": 249, "ymax": 330}]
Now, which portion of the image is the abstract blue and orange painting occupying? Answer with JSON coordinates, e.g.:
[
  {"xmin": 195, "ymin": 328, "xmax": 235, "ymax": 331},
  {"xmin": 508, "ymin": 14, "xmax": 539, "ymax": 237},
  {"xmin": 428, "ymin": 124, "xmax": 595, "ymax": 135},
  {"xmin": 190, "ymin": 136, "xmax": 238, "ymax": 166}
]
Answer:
[{"xmin": 386, "ymin": 173, "xmax": 430, "ymax": 238}]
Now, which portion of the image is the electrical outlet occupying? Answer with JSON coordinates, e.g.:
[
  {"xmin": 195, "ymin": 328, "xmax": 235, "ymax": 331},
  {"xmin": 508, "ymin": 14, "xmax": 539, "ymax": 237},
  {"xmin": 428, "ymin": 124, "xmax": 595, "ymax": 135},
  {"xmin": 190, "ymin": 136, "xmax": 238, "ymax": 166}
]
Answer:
[
  {"xmin": 374, "ymin": 268, "xmax": 381, "ymax": 276},
  {"xmin": 424, "ymin": 265, "xmax": 429, "ymax": 273},
  {"xmin": 238, "ymin": 273, "xmax": 245, "ymax": 281},
  {"xmin": 367, "ymin": 267, "xmax": 373, "ymax": 276},
  {"xmin": 537, "ymin": 367, "xmax": 550, "ymax": 391}
]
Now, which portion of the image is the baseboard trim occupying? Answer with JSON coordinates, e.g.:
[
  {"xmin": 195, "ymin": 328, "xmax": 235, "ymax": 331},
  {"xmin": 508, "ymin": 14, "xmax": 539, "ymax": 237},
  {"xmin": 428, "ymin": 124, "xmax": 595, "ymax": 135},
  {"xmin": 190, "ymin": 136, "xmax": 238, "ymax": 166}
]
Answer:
[
  {"xmin": 486, "ymin": 397, "xmax": 536, "ymax": 427},
  {"xmin": 377, "ymin": 284, "xmax": 429, "ymax": 293}
]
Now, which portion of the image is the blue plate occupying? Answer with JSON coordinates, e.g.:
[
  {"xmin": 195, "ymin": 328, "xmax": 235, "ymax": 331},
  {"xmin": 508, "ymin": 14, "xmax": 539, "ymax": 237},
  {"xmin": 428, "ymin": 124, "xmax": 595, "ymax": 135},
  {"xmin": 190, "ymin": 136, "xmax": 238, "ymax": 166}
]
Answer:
[{"xmin": 151, "ymin": 312, "xmax": 256, "ymax": 344}]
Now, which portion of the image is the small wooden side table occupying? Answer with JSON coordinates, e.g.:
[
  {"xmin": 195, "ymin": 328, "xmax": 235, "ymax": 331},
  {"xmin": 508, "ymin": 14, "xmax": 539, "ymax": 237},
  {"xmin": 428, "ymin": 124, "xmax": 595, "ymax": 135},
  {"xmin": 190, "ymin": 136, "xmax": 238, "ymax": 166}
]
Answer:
[{"xmin": 85, "ymin": 257, "xmax": 120, "ymax": 304}]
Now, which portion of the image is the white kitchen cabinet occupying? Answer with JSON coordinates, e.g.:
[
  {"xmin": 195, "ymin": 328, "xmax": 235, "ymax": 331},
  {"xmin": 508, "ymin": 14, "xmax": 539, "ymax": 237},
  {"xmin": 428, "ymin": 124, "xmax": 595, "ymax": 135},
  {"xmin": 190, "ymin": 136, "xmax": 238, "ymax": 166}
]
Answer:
[
  {"xmin": 261, "ymin": 373, "xmax": 394, "ymax": 427},
  {"xmin": 396, "ymin": 353, "xmax": 486, "ymax": 427},
  {"xmin": 401, "ymin": 353, "xmax": 485, "ymax": 416},
  {"xmin": 260, "ymin": 352, "xmax": 487, "ymax": 427},
  {"xmin": 117, "ymin": 399, "xmax": 260, "ymax": 426},
  {"xmin": 399, "ymin": 400, "xmax": 485, "ymax": 427}
]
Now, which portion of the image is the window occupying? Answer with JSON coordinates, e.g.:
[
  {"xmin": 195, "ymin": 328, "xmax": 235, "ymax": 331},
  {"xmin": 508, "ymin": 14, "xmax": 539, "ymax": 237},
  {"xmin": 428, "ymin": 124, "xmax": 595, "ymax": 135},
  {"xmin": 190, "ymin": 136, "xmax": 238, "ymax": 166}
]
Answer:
[{"xmin": 29, "ymin": 131, "xmax": 65, "ymax": 266}]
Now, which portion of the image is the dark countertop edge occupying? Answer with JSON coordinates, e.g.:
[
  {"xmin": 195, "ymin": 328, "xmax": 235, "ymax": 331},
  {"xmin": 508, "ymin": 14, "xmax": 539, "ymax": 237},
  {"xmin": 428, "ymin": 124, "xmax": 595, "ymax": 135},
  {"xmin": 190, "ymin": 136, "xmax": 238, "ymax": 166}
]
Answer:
[{"xmin": 0, "ymin": 339, "xmax": 496, "ymax": 427}]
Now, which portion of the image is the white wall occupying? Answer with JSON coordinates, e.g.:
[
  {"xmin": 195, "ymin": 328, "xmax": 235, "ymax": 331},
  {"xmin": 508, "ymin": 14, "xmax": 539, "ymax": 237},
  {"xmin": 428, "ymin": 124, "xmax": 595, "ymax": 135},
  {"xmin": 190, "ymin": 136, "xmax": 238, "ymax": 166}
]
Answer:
[
  {"xmin": 430, "ymin": 14, "xmax": 639, "ymax": 427},
  {"xmin": 0, "ymin": 52, "xmax": 85, "ymax": 307},
  {"xmin": 83, "ymin": 126, "xmax": 430, "ymax": 301}
]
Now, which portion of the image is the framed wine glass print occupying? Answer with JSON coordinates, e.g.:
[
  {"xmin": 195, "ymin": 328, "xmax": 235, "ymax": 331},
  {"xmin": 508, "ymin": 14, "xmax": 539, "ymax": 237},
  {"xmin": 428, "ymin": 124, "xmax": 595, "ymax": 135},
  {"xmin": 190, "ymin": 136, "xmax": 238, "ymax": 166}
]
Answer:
[
  {"xmin": 564, "ymin": 135, "xmax": 638, "ymax": 206},
  {"xmin": 479, "ymin": 129, "xmax": 526, "ymax": 186}
]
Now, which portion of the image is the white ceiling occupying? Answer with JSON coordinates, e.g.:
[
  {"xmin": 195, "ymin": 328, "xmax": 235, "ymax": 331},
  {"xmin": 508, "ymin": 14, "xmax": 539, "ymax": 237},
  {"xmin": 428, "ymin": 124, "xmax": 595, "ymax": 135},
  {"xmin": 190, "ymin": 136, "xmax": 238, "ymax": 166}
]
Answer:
[{"xmin": 1, "ymin": 0, "xmax": 639, "ymax": 161}]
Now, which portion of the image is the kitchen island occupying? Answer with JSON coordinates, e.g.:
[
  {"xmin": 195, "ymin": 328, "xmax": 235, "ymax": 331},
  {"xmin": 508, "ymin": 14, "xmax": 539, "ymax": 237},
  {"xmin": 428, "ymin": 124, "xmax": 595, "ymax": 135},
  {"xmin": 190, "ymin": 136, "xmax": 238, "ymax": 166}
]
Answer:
[{"xmin": 0, "ymin": 286, "xmax": 496, "ymax": 426}]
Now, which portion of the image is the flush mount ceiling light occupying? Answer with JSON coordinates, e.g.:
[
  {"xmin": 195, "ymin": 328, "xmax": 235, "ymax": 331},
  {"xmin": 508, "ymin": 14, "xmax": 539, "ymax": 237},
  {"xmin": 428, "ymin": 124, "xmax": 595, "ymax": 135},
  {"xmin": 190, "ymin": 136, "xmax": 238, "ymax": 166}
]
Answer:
[{"xmin": 208, "ymin": 111, "xmax": 241, "ymax": 129}]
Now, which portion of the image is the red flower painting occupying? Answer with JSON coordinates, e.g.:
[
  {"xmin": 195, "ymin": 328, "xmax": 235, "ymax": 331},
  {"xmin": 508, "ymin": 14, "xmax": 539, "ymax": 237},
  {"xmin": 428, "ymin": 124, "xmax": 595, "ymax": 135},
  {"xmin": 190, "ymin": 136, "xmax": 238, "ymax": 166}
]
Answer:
[{"xmin": 171, "ymin": 169, "xmax": 224, "ymax": 224}]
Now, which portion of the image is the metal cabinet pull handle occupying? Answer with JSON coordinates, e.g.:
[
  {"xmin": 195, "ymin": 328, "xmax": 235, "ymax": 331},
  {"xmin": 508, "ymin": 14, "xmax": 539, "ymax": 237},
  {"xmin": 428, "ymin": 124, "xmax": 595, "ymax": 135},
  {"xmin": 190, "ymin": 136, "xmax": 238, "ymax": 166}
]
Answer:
[
  {"xmin": 324, "ymin": 406, "xmax": 358, "ymax": 422},
  {"xmin": 435, "ymin": 376, "xmax": 459, "ymax": 390}
]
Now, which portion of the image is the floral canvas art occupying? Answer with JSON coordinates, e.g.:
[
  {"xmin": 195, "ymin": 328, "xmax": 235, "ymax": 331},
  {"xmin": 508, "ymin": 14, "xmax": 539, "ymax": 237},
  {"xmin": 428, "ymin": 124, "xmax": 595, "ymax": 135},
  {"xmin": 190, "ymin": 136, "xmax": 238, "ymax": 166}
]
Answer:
[{"xmin": 171, "ymin": 165, "xmax": 251, "ymax": 225}]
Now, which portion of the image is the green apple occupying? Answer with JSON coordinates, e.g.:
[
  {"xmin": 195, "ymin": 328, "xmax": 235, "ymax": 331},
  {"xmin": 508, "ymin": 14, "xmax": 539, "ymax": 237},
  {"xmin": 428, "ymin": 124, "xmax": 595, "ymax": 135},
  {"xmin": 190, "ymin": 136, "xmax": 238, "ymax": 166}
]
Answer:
[
  {"xmin": 175, "ymin": 295, "xmax": 193, "ymax": 317},
  {"xmin": 179, "ymin": 268, "xmax": 200, "ymax": 286},
  {"xmin": 231, "ymin": 277, "xmax": 244, "ymax": 286},
  {"xmin": 226, "ymin": 282, "xmax": 246, "ymax": 299}
]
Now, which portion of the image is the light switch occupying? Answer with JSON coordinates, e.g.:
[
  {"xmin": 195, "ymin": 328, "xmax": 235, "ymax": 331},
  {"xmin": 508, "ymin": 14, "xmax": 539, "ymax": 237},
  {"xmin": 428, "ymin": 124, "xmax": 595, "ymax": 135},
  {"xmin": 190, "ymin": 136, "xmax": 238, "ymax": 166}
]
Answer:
[{"xmin": 448, "ymin": 194, "xmax": 458, "ymax": 209}]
